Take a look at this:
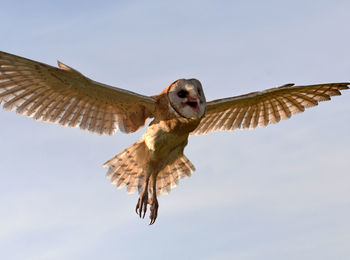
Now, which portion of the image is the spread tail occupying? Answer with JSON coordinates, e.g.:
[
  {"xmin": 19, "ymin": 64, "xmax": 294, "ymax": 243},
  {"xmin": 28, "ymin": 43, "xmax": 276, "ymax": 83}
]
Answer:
[
  {"xmin": 104, "ymin": 141, "xmax": 196, "ymax": 196},
  {"xmin": 104, "ymin": 141, "xmax": 149, "ymax": 194}
]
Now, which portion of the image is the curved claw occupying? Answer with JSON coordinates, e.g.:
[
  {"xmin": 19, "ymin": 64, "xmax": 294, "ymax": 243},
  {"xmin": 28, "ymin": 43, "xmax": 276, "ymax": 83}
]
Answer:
[
  {"xmin": 135, "ymin": 190, "xmax": 148, "ymax": 219},
  {"xmin": 149, "ymin": 197, "xmax": 159, "ymax": 225}
]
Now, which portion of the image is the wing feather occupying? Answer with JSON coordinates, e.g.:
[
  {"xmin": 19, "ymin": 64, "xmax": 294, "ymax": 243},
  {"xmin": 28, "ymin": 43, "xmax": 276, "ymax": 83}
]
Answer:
[
  {"xmin": 249, "ymin": 103, "xmax": 260, "ymax": 129},
  {"xmin": 3, "ymin": 84, "xmax": 44, "ymax": 110},
  {"xmin": 31, "ymin": 91, "xmax": 56, "ymax": 119},
  {"xmin": 224, "ymin": 107, "xmax": 241, "ymax": 131},
  {"xmin": 68, "ymin": 99, "xmax": 87, "ymax": 127},
  {"xmin": 31, "ymin": 90, "xmax": 55, "ymax": 118},
  {"xmin": 260, "ymin": 100, "xmax": 269, "ymax": 127},
  {"xmin": 59, "ymin": 97, "xmax": 79, "ymax": 125},
  {"xmin": 0, "ymin": 51, "xmax": 156, "ymax": 135},
  {"xmin": 192, "ymin": 83, "xmax": 349, "ymax": 135},
  {"xmin": 42, "ymin": 93, "xmax": 67, "ymax": 121},
  {"xmin": 242, "ymin": 104, "xmax": 256, "ymax": 129}
]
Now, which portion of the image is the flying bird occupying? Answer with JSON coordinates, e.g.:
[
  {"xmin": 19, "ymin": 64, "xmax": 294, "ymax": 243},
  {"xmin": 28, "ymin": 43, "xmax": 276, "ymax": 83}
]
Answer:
[{"xmin": 0, "ymin": 51, "xmax": 348, "ymax": 224}]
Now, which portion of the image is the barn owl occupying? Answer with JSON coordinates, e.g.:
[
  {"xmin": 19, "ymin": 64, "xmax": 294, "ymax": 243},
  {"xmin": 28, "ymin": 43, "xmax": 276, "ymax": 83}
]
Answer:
[{"xmin": 0, "ymin": 51, "xmax": 348, "ymax": 225}]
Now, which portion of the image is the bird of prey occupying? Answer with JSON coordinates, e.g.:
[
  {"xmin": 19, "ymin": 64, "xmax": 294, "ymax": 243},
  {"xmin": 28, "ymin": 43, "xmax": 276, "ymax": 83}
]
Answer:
[{"xmin": 0, "ymin": 51, "xmax": 348, "ymax": 224}]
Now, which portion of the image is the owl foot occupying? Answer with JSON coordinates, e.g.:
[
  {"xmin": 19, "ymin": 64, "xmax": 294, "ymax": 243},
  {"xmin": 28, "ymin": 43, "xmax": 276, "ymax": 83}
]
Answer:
[
  {"xmin": 135, "ymin": 189, "xmax": 149, "ymax": 219},
  {"xmin": 149, "ymin": 195, "xmax": 159, "ymax": 225}
]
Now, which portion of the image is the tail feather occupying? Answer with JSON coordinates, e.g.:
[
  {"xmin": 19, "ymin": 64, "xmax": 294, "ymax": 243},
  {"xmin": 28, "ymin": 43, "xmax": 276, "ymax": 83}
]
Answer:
[
  {"xmin": 104, "ymin": 141, "xmax": 149, "ymax": 194},
  {"xmin": 104, "ymin": 141, "xmax": 196, "ymax": 196},
  {"xmin": 155, "ymin": 155, "xmax": 195, "ymax": 195}
]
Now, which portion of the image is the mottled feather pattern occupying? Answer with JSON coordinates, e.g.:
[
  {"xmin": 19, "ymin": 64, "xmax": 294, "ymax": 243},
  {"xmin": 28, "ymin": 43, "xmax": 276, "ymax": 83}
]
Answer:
[
  {"xmin": 192, "ymin": 83, "xmax": 349, "ymax": 135},
  {"xmin": 0, "ymin": 51, "xmax": 155, "ymax": 135}
]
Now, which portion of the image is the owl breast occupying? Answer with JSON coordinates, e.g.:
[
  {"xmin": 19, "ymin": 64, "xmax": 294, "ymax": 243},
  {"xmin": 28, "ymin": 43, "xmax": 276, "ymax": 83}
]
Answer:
[{"xmin": 143, "ymin": 117, "xmax": 200, "ymax": 165}]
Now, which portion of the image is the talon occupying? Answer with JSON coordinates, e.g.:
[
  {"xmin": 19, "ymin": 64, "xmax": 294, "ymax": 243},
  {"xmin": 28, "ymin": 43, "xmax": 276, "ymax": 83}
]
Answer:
[
  {"xmin": 149, "ymin": 196, "xmax": 159, "ymax": 225},
  {"xmin": 142, "ymin": 202, "xmax": 147, "ymax": 219},
  {"xmin": 135, "ymin": 189, "xmax": 148, "ymax": 219}
]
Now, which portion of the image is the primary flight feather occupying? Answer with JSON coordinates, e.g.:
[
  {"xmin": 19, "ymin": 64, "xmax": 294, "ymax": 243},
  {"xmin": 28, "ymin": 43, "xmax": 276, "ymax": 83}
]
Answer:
[{"xmin": 0, "ymin": 51, "xmax": 348, "ymax": 224}]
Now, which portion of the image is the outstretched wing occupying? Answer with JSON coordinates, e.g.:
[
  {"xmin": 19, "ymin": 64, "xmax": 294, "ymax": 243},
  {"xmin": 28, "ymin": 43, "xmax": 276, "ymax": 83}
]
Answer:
[
  {"xmin": 0, "ymin": 51, "xmax": 156, "ymax": 135},
  {"xmin": 193, "ymin": 83, "xmax": 349, "ymax": 135}
]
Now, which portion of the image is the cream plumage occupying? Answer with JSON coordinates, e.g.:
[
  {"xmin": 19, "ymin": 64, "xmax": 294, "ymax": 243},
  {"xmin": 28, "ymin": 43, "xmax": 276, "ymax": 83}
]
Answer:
[{"xmin": 0, "ymin": 51, "xmax": 348, "ymax": 224}]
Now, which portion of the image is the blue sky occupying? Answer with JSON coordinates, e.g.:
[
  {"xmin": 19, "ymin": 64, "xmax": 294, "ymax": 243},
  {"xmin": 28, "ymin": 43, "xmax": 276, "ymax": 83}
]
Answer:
[{"xmin": 1, "ymin": 1, "xmax": 350, "ymax": 259}]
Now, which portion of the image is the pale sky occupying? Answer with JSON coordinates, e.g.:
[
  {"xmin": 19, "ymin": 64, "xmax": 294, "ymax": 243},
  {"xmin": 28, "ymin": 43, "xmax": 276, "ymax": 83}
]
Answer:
[{"xmin": 1, "ymin": 1, "xmax": 350, "ymax": 259}]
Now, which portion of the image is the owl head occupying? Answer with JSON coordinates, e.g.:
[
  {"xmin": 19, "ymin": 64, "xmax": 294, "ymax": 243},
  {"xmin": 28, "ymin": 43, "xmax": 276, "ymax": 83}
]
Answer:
[{"xmin": 167, "ymin": 79, "xmax": 206, "ymax": 119}]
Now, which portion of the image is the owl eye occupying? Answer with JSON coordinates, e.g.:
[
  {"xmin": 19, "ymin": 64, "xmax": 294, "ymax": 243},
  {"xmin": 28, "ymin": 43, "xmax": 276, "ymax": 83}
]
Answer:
[{"xmin": 177, "ymin": 90, "xmax": 188, "ymax": 98}]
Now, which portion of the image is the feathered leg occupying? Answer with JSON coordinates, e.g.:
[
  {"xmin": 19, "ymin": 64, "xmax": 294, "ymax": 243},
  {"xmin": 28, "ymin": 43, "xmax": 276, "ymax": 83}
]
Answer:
[{"xmin": 149, "ymin": 173, "xmax": 159, "ymax": 225}]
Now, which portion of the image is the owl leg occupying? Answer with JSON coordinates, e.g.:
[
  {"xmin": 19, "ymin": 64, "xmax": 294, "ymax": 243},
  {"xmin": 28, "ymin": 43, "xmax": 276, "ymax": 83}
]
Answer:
[
  {"xmin": 149, "ymin": 174, "xmax": 159, "ymax": 225},
  {"xmin": 135, "ymin": 174, "xmax": 150, "ymax": 219}
]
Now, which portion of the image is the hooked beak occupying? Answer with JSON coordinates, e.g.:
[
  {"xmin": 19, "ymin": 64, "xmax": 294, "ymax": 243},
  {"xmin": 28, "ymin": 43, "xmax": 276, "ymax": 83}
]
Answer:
[{"xmin": 186, "ymin": 97, "xmax": 200, "ymax": 111}]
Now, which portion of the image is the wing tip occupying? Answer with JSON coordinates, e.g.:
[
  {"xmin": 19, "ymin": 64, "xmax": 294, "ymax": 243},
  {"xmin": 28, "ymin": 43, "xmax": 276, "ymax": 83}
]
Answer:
[{"xmin": 57, "ymin": 60, "xmax": 82, "ymax": 74}]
